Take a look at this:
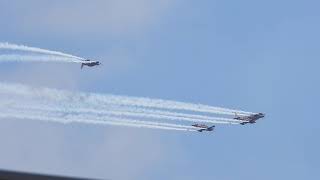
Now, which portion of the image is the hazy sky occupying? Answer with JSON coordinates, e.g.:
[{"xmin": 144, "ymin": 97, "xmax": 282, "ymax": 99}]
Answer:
[{"xmin": 0, "ymin": 0, "xmax": 319, "ymax": 179}]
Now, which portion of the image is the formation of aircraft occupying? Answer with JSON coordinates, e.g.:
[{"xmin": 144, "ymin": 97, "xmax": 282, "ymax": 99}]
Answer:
[
  {"xmin": 234, "ymin": 113, "xmax": 265, "ymax": 125},
  {"xmin": 191, "ymin": 113, "xmax": 265, "ymax": 133},
  {"xmin": 81, "ymin": 59, "xmax": 101, "ymax": 69},
  {"xmin": 79, "ymin": 57, "xmax": 265, "ymax": 133}
]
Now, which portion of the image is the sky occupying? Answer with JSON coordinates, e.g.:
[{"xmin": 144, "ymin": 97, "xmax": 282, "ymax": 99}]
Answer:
[{"xmin": 0, "ymin": 0, "xmax": 319, "ymax": 179}]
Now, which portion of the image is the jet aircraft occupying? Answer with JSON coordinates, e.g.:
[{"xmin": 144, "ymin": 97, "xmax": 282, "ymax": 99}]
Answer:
[
  {"xmin": 234, "ymin": 113, "xmax": 265, "ymax": 125},
  {"xmin": 192, "ymin": 124, "xmax": 215, "ymax": 132},
  {"xmin": 81, "ymin": 59, "xmax": 101, "ymax": 69}
]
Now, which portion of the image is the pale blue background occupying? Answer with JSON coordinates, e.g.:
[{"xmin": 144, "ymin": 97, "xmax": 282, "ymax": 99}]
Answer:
[{"xmin": 0, "ymin": 0, "xmax": 319, "ymax": 179}]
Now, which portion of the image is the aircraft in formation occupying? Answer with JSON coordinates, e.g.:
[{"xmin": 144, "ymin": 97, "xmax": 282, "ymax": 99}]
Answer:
[
  {"xmin": 234, "ymin": 113, "xmax": 265, "ymax": 125},
  {"xmin": 192, "ymin": 113, "xmax": 265, "ymax": 132},
  {"xmin": 192, "ymin": 124, "xmax": 215, "ymax": 132},
  {"xmin": 81, "ymin": 59, "xmax": 101, "ymax": 69}
]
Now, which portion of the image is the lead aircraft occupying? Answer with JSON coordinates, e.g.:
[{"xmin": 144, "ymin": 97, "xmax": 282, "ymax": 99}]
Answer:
[
  {"xmin": 234, "ymin": 113, "xmax": 265, "ymax": 125},
  {"xmin": 81, "ymin": 59, "xmax": 101, "ymax": 69}
]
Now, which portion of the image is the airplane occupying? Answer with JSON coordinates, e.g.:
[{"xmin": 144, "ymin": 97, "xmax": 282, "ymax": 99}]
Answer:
[
  {"xmin": 81, "ymin": 59, "xmax": 101, "ymax": 69},
  {"xmin": 192, "ymin": 124, "xmax": 215, "ymax": 132},
  {"xmin": 234, "ymin": 113, "xmax": 265, "ymax": 125}
]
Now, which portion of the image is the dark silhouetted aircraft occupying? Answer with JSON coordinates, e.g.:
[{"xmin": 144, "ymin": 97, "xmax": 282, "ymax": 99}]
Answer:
[
  {"xmin": 192, "ymin": 124, "xmax": 215, "ymax": 132},
  {"xmin": 234, "ymin": 113, "xmax": 265, "ymax": 125},
  {"xmin": 81, "ymin": 59, "xmax": 101, "ymax": 69}
]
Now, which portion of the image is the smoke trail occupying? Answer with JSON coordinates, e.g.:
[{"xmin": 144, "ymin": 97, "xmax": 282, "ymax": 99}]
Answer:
[
  {"xmin": 85, "ymin": 94, "xmax": 253, "ymax": 116},
  {"xmin": 120, "ymin": 97, "xmax": 254, "ymax": 115},
  {"xmin": 90, "ymin": 109, "xmax": 240, "ymax": 124},
  {"xmin": 0, "ymin": 54, "xmax": 84, "ymax": 63},
  {"xmin": 6, "ymin": 102, "xmax": 240, "ymax": 125},
  {"xmin": 0, "ymin": 82, "xmax": 256, "ymax": 117},
  {"xmin": 0, "ymin": 87, "xmax": 245, "ymax": 125},
  {"xmin": 0, "ymin": 42, "xmax": 84, "ymax": 60},
  {"xmin": 0, "ymin": 82, "xmax": 252, "ymax": 133},
  {"xmin": 0, "ymin": 107, "xmax": 197, "ymax": 131},
  {"xmin": 114, "ymin": 107, "xmax": 244, "ymax": 123},
  {"xmin": 0, "ymin": 113, "xmax": 194, "ymax": 131}
]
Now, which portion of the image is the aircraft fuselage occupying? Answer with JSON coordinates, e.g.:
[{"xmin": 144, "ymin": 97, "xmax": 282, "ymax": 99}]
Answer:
[
  {"xmin": 235, "ymin": 113, "xmax": 265, "ymax": 125},
  {"xmin": 81, "ymin": 59, "xmax": 101, "ymax": 69},
  {"xmin": 192, "ymin": 124, "xmax": 215, "ymax": 132}
]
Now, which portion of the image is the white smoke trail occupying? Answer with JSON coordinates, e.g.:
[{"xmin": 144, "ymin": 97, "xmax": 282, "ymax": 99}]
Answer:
[
  {"xmin": 0, "ymin": 42, "xmax": 84, "ymax": 60},
  {"xmin": 114, "ymin": 107, "xmax": 244, "ymax": 123},
  {"xmin": 0, "ymin": 82, "xmax": 255, "ymax": 117},
  {"xmin": 0, "ymin": 54, "xmax": 84, "ymax": 63},
  {"xmin": 0, "ymin": 90, "xmax": 245, "ymax": 125},
  {"xmin": 85, "ymin": 94, "xmax": 253, "ymax": 116},
  {"xmin": 0, "ymin": 113, "xmax": 194, "ymax": 131},
  {"xmin": 0, "ymin": 82, "xmax": 252, "ymax": 133},
  {"xmin": 91, "ymin": 110, "xmax": 239, "ymax": 124},
  {"xmin": 0, "ymin": 107, "xmax": 197, "ymax": 131},
  {"xmin": 6, "ymin": 102, "xmax": 240, "ymax": 125}
]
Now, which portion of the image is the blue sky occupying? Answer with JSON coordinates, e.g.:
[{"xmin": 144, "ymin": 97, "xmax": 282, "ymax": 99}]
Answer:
[{"xmin": 0, "ymin": 0, "xmax": 319, "ymax": 179}]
